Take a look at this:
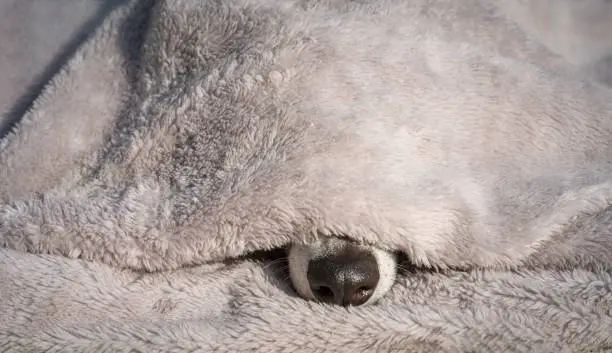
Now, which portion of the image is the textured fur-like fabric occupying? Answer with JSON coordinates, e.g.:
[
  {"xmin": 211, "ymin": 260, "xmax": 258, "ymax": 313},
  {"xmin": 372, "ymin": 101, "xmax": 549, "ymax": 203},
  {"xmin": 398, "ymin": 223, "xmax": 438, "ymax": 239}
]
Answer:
[
  {"xmin": 3, "ymin": 248, "xmax": 612, "ymax": 352},
  {"xmin": 1, "ymin": 0, "xmax": 612, "ymax": 352}
]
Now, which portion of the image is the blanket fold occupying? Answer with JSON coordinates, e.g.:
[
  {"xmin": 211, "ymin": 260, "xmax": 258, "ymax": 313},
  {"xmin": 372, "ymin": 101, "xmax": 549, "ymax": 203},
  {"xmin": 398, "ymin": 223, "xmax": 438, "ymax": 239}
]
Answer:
[{"xmin": 1, "ymin": 0, "xmax": 612, "ymax": 351}]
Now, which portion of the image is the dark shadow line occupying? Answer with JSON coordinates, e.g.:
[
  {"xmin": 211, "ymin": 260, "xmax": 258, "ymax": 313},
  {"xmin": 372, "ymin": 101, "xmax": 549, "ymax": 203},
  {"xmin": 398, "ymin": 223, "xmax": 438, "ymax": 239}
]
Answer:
[{"xmin": 0, "ymin": 0, "xmax": 129, "ymax": 139}]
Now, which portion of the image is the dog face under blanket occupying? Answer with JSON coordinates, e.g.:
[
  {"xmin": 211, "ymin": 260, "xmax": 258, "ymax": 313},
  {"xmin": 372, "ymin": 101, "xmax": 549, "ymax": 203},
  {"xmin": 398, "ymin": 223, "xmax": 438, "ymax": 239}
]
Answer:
[
  {"xmin": 288, "ymin": 237, "xmax": 398, "ymax": 306},
  {"xmin": 1, "ymin": 0, "xmax": 612, "ymax": 309}
]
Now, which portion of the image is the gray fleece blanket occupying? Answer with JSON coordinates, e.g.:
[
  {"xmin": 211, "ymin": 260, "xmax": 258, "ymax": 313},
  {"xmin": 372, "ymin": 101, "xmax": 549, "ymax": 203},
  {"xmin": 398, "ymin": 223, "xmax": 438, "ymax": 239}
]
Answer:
[{"xmin": 2, "ymin": 0, "xmax": 612, "ymax": 352}]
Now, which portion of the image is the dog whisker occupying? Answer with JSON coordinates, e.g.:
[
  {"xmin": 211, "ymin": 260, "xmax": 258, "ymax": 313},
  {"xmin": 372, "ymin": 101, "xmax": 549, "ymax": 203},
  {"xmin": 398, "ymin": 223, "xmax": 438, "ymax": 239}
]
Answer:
[{"xmin": 262, "ymin": 258, "xmax": 288, "ymax": 269}]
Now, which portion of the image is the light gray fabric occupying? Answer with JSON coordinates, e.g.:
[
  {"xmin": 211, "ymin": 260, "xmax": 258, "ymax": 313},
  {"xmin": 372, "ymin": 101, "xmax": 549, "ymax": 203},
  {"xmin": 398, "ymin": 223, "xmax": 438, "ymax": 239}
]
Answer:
[
  {"xmin": 496, "ymin": 0, "xmax": 612, "ymax": 86},
  {"xmin": 1, "ymin": 0, "xmax": 612, "ymax": 352},
  {"xmin": 2, "ymin": 247, "xmax": 612, "ymax": 352},
  {"xmin": 0, "ymin": 0, "xmax": 128, "ymax": 135}
]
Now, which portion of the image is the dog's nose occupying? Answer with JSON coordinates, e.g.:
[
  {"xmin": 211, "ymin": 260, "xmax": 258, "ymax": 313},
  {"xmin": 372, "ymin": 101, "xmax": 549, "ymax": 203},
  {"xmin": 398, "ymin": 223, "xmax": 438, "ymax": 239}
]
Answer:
[{"xmin": 307, "ymin": 247, "xmax": 379, "ymax": 306}]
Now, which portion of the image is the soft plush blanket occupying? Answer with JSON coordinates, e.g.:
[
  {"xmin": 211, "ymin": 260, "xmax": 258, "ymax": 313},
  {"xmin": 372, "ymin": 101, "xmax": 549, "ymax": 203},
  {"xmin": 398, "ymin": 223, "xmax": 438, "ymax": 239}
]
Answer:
[{"xmin": 1, "ymin": 0, "xmax": 612, "ymax": 352}]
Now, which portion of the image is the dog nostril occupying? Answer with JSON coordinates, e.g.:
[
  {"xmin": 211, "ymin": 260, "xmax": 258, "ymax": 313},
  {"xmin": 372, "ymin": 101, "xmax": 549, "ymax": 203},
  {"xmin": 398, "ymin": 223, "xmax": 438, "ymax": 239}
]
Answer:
[
  {"xmin": 350, "ymin": 286, "xmax": 375, "ymax": 305},
  {"xmin": 313, "ymin": 286, "xmax": 334, "ymax": 300},
  {"xmin": 357, "ymin": 286, "xmax": 373, "ymax": 295}
]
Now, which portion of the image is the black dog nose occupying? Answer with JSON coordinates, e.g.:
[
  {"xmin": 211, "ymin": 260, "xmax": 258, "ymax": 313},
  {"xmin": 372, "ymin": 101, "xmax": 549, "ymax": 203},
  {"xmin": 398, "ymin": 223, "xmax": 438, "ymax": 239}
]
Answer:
[{"xmin": 307, "ymin": 246, "xmax": 379, "ymax": 306}]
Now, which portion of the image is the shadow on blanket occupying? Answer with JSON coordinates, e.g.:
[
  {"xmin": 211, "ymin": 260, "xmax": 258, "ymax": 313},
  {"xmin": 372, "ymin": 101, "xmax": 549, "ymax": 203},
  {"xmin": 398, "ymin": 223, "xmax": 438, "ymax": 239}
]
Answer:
[
  {"xmin": 1, "ymin": 0, "xmax": 612, "ymax": 352},
  {"xmin": 0, "ymin": 0, "xmax": 131, "ymax": 139}
]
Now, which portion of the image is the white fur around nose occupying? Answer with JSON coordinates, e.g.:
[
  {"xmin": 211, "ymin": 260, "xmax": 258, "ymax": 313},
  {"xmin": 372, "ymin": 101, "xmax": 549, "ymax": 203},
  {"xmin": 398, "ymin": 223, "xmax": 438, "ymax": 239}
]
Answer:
[
  {"xmin": 288, "ymin": 243, "xmax": 314, "ymax": 300},
  {"xmin": 367, "ymin": 248, "xmax": 397, "ymax": 304}
]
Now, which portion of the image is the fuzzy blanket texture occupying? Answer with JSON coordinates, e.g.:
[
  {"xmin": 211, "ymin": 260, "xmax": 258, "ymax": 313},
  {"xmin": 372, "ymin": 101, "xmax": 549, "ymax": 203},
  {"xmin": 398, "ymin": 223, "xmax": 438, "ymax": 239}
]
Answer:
[{"xmin": 2, "ymin": 0, "xmax": 612, "ymax": 352}]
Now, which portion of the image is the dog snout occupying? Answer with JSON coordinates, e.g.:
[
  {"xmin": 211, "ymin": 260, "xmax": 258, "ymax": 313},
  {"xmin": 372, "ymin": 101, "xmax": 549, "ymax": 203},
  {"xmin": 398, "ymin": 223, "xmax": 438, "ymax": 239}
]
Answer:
[{"xmin": 307, "ymin": 247, "xmax": 379, "ymax": 306}]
